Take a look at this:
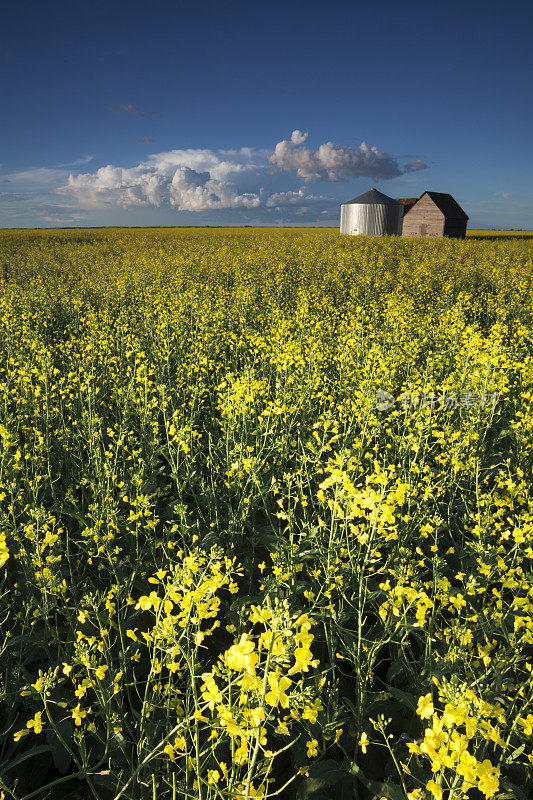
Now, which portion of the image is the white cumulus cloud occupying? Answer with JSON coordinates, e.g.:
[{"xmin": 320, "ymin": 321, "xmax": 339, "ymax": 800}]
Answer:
[
  {"xmin": 289, "ymin": 130, "xmax": 309, "ymax": 146},
  {"xmin": 143, "ymin": 147, "xmax": 261, "ymax": 181},
  {"xmin": 269, "ymin": 130, "xmax": 427, "ymax": 183},
  {"xmin": 265, "ymin": 188, "xmax": 331, "ymax": 208},
  {"xmin": 57, "ymin": 150, "xmax": 263, "ymax": 211},
  {"xmin": 53, "ymin": 132, "xmax": 428, "ymax": 213}
]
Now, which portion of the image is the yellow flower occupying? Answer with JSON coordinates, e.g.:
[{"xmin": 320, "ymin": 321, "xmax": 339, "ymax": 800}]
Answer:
[
  {"xmin": 240, "ymin": 672, "xmax": 263, "ymax": 693},
  {"xmin": 163, "ymin": 743, "xmax": 175, "ymax": 761},
  {"xmin": 0, "ymin": 534, "xmax": 8, "ymax": 568},
  {"xmin": 416, "ymin": 693, "xmax": 434, "ymax": 720},
  {"xmin": 231, "ymin": 783, "xmax": 264, "ymax": 799},
  {"xmin": 94, "ymin": 665, "xmax": 108, "ymax": 680},
  {"xmin": 223, "ymin": 634, "xmax": 258, "ymax": 674},
  {"xmin": 457, "ymin": 750, "xmax": 478, "ymax": 785},
  {"xmin": 208, "ymin": 769, "xmax": 220, "ymax": 785},
  {"xmin": 519, "ymin": 714, "xmax": 533, "ymax": 736},
  {"xmin": 26, "ymin": 711, "xmax": 43, "ymax": 734},
  {"xmin": 200, "ymin": 673, "xmax": 222, "ymax": 710},
  {"xmin": 426, "ymin": 779, "xmax": 443, "ymax": 800},
  {"xmin": 135, "ymin": 592, "xmax": 160, "ymax": 611},
  {"xmin": 476, "ymin": 760, "xmax": 499, "ymax": 798},
  {"xmin": 265, "ymin": 672, "xmax": 292, "ymax": 708},
  {"xmin": 249, "ymin": 605, "xmax": 272, "ymax": 624},
  {"xmin": 301, "ymin": 700, "xmax": 322, "ymax": 724},
  {"xmin": 72, "ymin": 704, "xmax": 87, "ymax": 726},
  {"xmin": 359, "ymin": 731, "xmax": 369, "ymax": 754},
  {"xmin": 247, "ymin": 706, "xmax": 265, "ymax": 727},
  {"xmin": 306, "ymin": 739, "xmax": 319, "ymax": 757},
  {"xmin": 450, "ymin": 593, "xmax": 467, "ymax": 611},
  {"xmin": 288, "ymin": 646, "xmax": 315, "ymax": 675},
  {"xmin": 218, "ymin": 707, "xmax": 245, "ymax": 739}
]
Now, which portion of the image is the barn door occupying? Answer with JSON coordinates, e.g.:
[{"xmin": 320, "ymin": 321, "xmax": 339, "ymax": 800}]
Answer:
[{"xmin": 419, "ymin": 223, "xmax": 427, "ymax": 236}]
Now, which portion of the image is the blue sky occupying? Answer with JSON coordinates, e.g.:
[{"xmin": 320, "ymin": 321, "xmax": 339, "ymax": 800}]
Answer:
[{"xmin": 1, "ymin": 0, "xmax": 532, "ymax": 228}]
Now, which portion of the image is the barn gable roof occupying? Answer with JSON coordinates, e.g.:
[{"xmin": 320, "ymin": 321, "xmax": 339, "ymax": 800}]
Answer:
[
  {"xmin": 343, "ymin": 188, "xmax": 401, "ymax": 206},
  {"xmin": 419, "ymin": 191, "xmax": 469, "ymax": 220},
  {"xmin": 396, "ymin": 197, "xmax": 418, "ymax": 216}
]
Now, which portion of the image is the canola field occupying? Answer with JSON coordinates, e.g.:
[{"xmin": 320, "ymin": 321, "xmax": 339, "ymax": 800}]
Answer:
[{"xmin": 1, "ymin": 227, "xmax": 533, "ymax": 800}]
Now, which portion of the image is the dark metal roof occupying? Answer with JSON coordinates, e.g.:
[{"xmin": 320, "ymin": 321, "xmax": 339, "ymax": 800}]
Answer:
[
  {"xmin": 396, "ymin": 197, "xmax": 418, "ymax": 216},
  {"xmin": 421, "ymin": 191, "xmax": 469, "ymax": 220},
  {"xmin": 396, "ymin": 197, "xmax": 418, "ymax": 206},
  {"xmin": 343, "ymin": 188, "xmax": 401, "ymax": 206}
]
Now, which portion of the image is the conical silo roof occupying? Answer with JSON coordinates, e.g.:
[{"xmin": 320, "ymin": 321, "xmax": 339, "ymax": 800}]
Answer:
[{"xmin": 343, "ymin": 188, "xmax": 401, "ymax": 205}]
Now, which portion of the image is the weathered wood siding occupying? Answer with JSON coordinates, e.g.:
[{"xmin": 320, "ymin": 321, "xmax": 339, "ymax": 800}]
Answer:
[
  {"xmin": 402, "ymin": 194, "xmax": 445, "ymax": 237},
  {"xmin": 443, "ymin": 218, "xmax": 468, "ymax": 238}
]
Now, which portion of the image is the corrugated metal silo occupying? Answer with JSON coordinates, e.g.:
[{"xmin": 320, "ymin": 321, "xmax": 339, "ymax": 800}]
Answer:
[{"xmin": 340, "ymin": 188, "xmax": 403, "ymax": 236}]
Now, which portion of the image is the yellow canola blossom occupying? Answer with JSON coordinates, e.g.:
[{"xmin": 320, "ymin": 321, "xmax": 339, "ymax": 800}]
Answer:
[{"xmin": 2, "ymin": 228, "xmax": 533, "ymax": 800}]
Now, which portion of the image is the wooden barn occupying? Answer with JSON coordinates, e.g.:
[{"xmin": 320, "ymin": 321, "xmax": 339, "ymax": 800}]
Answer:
[{"xmin": 401, "ymin": 191, "xmax": 468, "ymax": 238}]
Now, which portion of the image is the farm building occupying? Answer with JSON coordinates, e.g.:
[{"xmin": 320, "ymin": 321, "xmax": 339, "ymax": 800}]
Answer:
[
  {"xmin": 340, "ymin": 188, "xmax": 403, "ymax": 236},
  {"xmin": 401, "ymin": 191, "xmax": 468, "ymax": 238},
  {"xmin": 396, "ymin": 197, "xmax": 418, "ymax": 216}
]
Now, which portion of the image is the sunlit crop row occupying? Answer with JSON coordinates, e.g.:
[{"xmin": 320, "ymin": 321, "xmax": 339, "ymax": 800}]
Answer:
[{"xmin": 1, "ymin": 228, "xmax": 533, "ymax": 800}]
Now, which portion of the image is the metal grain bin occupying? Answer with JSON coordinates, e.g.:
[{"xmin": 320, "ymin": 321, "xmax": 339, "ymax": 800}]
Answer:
[{"xmin": 340, "ymin": 188, "xmax": 403, "ymax": 236}]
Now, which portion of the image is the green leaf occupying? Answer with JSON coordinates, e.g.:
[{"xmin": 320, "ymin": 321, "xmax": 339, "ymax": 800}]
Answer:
[
  {"xmin": 506, "ymin": 743, "xmax": 526, "ymax": 764},
  {"xmin": 385, "ymin": 684, "xmax": 418, "ymax": 711},
  {"xmin": 296, "ymin": 760, "xmax": 347, "ymax": 800},
  {"xmin": 296, "ymin": 779, "xmax": 330, "ymax": 800},
  {"xmin": 498, "ymin": 781, "xmax": 528, "ymax": 800},
  {"xmin": 46, "ymin": 720, "xmax": 73, "ymax": 774},
  {"xmin": 307, "ymin": 759, "xmax": 346, "ymax": 783},
  {"xmin": 2, "ymin": 744, "xmax": 53, "ymax": 773},
  {"xmin": 342, "ymin": 696, "xmax": 358, "ymax": 717},
  {"xmin": 386, "ymin": 659, "xmax": 406, "ymax": 683},
  {"xmin": 293, "ymin": 548, "xmax": 320, "ymax": 563},
  {"xmin": 381, "ymin": 781, "xmax": 405, "ymax": 800},
  {"xmin": 348, "ymin": 762, "xmax": 382, "ymax": 794},
  {"xmin": 348, "ymin": 763, "xmax": 404, "ymax": 800}
]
